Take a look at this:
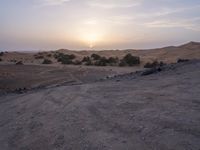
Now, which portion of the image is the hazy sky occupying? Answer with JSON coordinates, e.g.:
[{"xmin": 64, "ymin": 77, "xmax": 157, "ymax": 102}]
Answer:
[{"xmin": 0, "ymin": 0, "xmax": 200, "ymax": 51}]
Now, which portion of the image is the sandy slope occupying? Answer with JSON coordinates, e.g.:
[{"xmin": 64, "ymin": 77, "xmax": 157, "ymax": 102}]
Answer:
[
  {"xmin": 1, "ymin": 41, "xmax": 200, "ymax": 64},
  {"xmin": 0, "ymin": 60, "xmax": 199, "ymax": 150}
]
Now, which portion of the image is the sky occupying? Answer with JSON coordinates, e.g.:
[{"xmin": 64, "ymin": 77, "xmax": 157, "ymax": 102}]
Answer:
[{"xmin": 0, "ymin": 0, "xmax": 200, "ymax": 51}]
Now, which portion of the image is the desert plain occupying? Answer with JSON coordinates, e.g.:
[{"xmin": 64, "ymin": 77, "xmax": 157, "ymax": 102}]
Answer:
[{"xmin": 0, "ymin": 42, "xmax": 200, "ymax": 150}]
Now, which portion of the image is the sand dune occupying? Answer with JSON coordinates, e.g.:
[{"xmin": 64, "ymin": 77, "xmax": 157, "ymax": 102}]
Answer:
[{"xmin": 1, "ymin": 41, "xmax": 200, "ymax": 64}]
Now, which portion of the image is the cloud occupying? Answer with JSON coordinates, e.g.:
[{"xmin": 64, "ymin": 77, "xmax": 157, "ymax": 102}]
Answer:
[
  {"xmin": 41, "ymin": 0, "xmax": 71, "ymax": 6},
  {"xmin": 144, "ymin": 19, "xmax": 200, "ymax": 31},
  {"xmin": 87, "ymin": 0, "xmax": 141, "ymax": 9},
  {"xmin": 132, "ymin": 4, "xmax": 200, "ymax": 20}
]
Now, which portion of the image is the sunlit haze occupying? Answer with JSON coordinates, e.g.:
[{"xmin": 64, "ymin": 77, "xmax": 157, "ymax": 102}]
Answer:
[{"xmin": 0, "ymin": 0, "xmax": 200, "ymax": 51}]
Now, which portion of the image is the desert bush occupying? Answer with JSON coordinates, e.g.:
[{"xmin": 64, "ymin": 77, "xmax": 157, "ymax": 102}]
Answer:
[
  {"xmin": 10, "ymin": 60, "xmax": 17, "ymax": 62},
  {"xmin": 121, "ymin": 54, "xmax": 140, "ymax": 66},
  {"xmin": 73, "ymin": 60, "xmax": 82, "ymax": 65},
  {"xmin": 16, "ymin": 61, "xmax": 23, "ymax": 65},
  {"xmin": 93, "ymin": 56, "xmax": 119, "ymax": 66},
  {"xmin": 53, "ymin": 53, "xmax": 59, "ymax": 59},
  {"xmin": 0, "ymin": 52, "xmax": 4, "ymax": 56},
  {"xmin": 59, "ymin": 58, "xmax": 73, "ymax": 64},
  {"xmin": 42, "ymin": 59, "xmax": 52, "ymax": 64},
  {"xmin": 119, "ymin": 60, "xmax": 127, "ymax": 66},
  {"xmin": 91, "ymin": 54, "xmax": 101, "ymax": 60},
  {"xmin": 82, "ymin": 56, "xmax": 91, "ymax": 62},
  {"xmin": 144, "ymin": 61, "xmax": 165, "ymax": 68},
  {"xmin": 94, "ymin": 57, "xmax": 108, "ymax": 66},
  {"xmin": 55, "ymin": 53, "xmax": 76, "ymax": 64},
  {"xmin": 141, "ymin": 68, "xmax": 160, "ymax": 76},
  {"xmin": 34, "ymin": 55, "xmax": 44, "ymax": 59},
  {"xmin": 159, "ymin": 61, "xmax": 165, "ymax": 66},
  {"xmin": 68, "ymin": 54, "xmax": 76, "ymax": 60},
  {"xmin": 47, "ymin": 54, "xmax": 52, "ymax": 57},
  {"xmin": 177, "ymin": 59, "xmax": 189, "ymax": 63},
  {"xmin": 85, "ymin": 59, "xmax": 93, "ymax": 66},
  {"xmin": 107, "ymin": 57, "xmax": 119, "ymax": 65},
  {"xmin": 0, "ymin": 58, "xmax": 2, "ymax": 61},
  {"xmin": 144, "ymin": 61, "xmax": 157, "ymax": 68}
]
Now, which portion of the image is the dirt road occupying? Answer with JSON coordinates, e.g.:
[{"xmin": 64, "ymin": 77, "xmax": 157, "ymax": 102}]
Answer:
[{"xmin": 0, "ymin": 60, "xmax": 200, "ymax": 150}]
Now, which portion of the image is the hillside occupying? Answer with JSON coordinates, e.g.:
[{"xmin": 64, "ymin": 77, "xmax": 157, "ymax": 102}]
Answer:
[{"xmin": 0, "ymin": 41, "xmax": 200, "ymax": 65}]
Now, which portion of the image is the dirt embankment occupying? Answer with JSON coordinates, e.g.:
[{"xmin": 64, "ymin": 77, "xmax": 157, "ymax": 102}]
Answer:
[{"xmin": 0, "ymin": 64, "xmax": 140, "ymax": 94}]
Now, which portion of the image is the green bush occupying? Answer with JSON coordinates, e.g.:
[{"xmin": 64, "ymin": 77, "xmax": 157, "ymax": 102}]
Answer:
[
  {"xmin": 94, "ymin": 57, "xmax": 108, "ymax": 66},
  {"xmin": 59, "ymin": 58, "xmax": 73, "ymax": 64},
  {"xmin": 119, "ymin": 60, "xmax": 127, "ymax": 66},
  {"xmin": 42, "ymin": 59, "xmax": 52, "ymax": 64},
  {"xmin": 55, "ymin": 53, "xmax": 76, "ymax": 64},
  {"xmin": 82, "ymin": 56, "xmax": 91, "ymax": 62},
  {"xmin": 47, "ymin": 54, "xmax": 52, "ymax": 57},
  {"xmin": 81, "ymin": 56, "xmax": 92, "ymax": 65},
  {"xmin": 107, "ymin": 57, "xmax": 119, "ymax": 65},
  {"xmin": 85, "ymin": 59, "xmax": 93, "ymax": 66},
  {"xmin": 73, "ymin": 60, "xmax": 82, "ymax": 65},
  {"xmin": 91, "ymin": 54, "xmax": 101, "ymax": 60},
  {"xmin": 0, "ymin": 52, "xmax": 4, "ymax": 56},
  {"xmin": 144, "ymin": 61, "xmax": 165, "ymax": 68},
  {"xmin": 121, "ymin": 54, "xmax": 140, "ymax": 66},
  {"xmin": 68, "ymin": 54, "xmax": 76, "ymax": 60},
  {"xmin": 93, "ymin": 56, "xmax": 119, "ymax": 66}
]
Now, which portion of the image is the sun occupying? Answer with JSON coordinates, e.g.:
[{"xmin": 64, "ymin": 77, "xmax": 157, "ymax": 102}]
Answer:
[
  {"xmin": 79, "ymin": 32, "xmax": 101, "ymax": 49},
  {"xmin": 85, "ymin": 33, "xmax": 99, "ymax": 48},
  {"xmin": 77, "ymin": 19, "xmax": 107, "ymax": 49}
]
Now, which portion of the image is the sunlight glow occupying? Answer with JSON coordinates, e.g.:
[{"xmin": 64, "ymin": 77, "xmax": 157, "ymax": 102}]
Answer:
[
  {"xmin": 84, "ymin": 33, "xmax": 99, "ymax": 48},
  {"xmin": 77, "ymin": 19, "xmax": 106, "ymax": 49}
]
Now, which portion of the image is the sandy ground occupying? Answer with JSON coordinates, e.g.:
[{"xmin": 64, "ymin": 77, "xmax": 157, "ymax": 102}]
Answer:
[
  {"xmin": 0, "ymin": 60, "xmax": 199, "ymax": 150},
  {"xmin": 0, "ymin": 64, "xmax": 141, "ymax": 94}
]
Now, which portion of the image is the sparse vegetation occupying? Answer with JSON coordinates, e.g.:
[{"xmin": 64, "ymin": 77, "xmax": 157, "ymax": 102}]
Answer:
[
  {"xmin": 94, "ymin": 57, "xmax": 108, "ymax": 66},
  {"xmin": 83, "ymin": 55, "xmax": 120, "ymax": 66},
  {"xmin": 82, "ymin": 56, "xmax": 91, "ymax": 62},
  {"xmin": 81, "ymin": 53, "xmax": 140, "ymax": 67},
  {"xmin": 35, "ymin": 52, "xmax": 141, "ymax": 67},
  {"xmin": 85, "ymin": 59, "xmax": 93, "ymax": 66},
  {"xmin": 107, "ymin": 57, "xmax": 119, "ymax": 65},
  {"xmin": 119, "ymin": 60, "xmax": 127, "ymax": 66},
  {"xmin": 144, "ymin": 61, "xmax": 165, "ymax": 68},
  {"xmin": 34, "ymin": 55, "xmax": 44, "ymax": 59},
  {"xmin": 91, "ymin": 54, "xmax": 101, "ymax": 60},
  {"xmin": 16, "ymin": 61, "xmax": 23, "ymax": 65},
  {"xmin": 47, "ymin": 54, "xmax": 52, "ymax": 57},
  {"xmin": 10, "ymin": 60, "xmax": 17, "ymax": 63},
  {"xmin": 0, "ymin": 52, "xmax": 4, "ymax": 56},
  {"xmin": 73, "ymin": 60, "xmax": 82, "ymax": 65},
  {"xmin": 177, "ymin": 59, "xmax": 189, "ymax": 63},
  {"xmin": 82, "ymin": 56, "xmax": 92, "ymax": 65},
  {"xmin": 54, "ymin": 53, "xmax": 76, "ymax": 64},
  {"xmin": 42, "ymin": 59, "xmax": 52, "ymax": 64},
  {"xmin": 120, "ymin": 54, "xmax": 140, "ymax": 66},
  {"xmin": 141, "ymin": 67, "xmax": 162, "ymax": 76}
]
